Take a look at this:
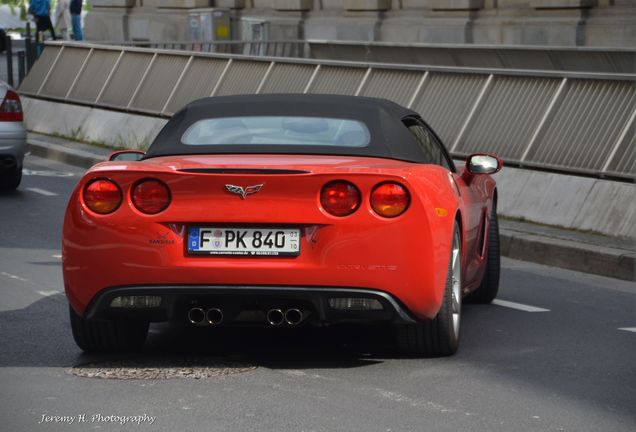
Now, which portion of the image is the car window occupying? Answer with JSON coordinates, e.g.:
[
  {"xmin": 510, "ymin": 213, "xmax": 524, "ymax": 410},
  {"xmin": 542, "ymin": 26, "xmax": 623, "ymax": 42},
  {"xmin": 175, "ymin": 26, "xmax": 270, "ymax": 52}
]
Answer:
[
  {"xmin": 181, "ymin": 116, "xmax": 371, "ymax": 147},
  {"xmin": 406, "ymin": 123, "xmax": 452, "ymax": 170}
]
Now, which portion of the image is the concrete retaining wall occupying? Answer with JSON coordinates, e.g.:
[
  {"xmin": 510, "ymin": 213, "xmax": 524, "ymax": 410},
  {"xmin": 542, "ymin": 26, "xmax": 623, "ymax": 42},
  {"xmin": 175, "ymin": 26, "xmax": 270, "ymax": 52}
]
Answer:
[
  {"xmin": 22, "ymin": 97, "xmax": 167, "ymax": 151},
  {"xmin": 494, "ymin": 166, "xmax": 635, "ymax": 239},
  {"xmin": 22, "ymin": 96, "xmax": 635, "ymax": 241}
]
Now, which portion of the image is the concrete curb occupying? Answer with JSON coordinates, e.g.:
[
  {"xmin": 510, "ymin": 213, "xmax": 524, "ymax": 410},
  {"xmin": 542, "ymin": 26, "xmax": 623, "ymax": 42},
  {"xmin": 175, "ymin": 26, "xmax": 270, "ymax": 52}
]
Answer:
[
  {"xmin": 26, "ymin": 137, "xmax": 635, "ymax": 282},
  {"xmin": 27, "ymin": 138, "xmax": 107, "ymax": 169},
  {"xmin": 500, "ymin": 231, "xmax": 634, "ymax": 281}
]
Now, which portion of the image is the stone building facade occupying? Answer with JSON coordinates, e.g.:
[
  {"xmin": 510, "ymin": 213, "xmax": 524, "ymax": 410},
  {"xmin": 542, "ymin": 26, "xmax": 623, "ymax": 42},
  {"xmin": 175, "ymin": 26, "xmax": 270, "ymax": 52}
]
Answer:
[{"xmin": 86, "ymin": 0, "xmax": 636, "ymax": 47}]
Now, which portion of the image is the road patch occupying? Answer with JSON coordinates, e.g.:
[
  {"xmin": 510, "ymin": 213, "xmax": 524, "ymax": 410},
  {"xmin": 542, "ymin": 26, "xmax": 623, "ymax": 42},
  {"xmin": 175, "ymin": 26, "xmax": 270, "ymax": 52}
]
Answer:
[{"xmin": 68, "ymin": 356, "xmax": 256, "ymax": 380}]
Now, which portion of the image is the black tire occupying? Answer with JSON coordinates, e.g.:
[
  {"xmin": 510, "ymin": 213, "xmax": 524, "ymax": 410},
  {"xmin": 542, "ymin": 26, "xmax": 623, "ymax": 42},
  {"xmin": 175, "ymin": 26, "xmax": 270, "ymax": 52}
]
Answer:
[
  {"xmin": 0, "ymin": 165, "xmax": 22, "ymax": 192},
  {"xmin": 69, "ymin": 306, "xmax": 149, "ymax": 353},
  {"xmin": 395, "ymin": 223, "xmax": 461, "ymax": 357},
  {"xmin": 466, "ymin": 206, "xmax": 500, "ymax": 304}
]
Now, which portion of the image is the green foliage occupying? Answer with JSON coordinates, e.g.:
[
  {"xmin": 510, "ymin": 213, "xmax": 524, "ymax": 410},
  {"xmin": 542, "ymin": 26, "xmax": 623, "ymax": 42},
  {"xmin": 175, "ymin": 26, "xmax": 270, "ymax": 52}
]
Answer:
[
  {"xmin": 0, "ymin": 0, "xmax": 22, "ymax": 14},
  {"xmin": 0, "ymin": 0, "xmax": 26, "ymax": 21},
  {"xmin": 0, "ymin": 0, "xmax": 23, "ymax": 6}
]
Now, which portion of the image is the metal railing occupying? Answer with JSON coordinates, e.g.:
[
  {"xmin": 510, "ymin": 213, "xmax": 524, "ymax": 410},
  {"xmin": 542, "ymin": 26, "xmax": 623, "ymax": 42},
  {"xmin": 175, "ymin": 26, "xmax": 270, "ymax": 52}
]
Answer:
[
  {"xmin": 306, "ymin": 40, "xmax": 636, "ymax": 74},
  {"xmin": 3, "ymin": 23, "xmax": 41, "ymax": 87},
  {"xmin": 93, "ymin": 39, "xmax": 636, "ymax": 74},
  {"xmin": 18, "ymin": 42, "xmax": 636, "ymax": 181},
  {"xmin": 92, "ymin": 40, "xmax": 309, "ymax": 59}
]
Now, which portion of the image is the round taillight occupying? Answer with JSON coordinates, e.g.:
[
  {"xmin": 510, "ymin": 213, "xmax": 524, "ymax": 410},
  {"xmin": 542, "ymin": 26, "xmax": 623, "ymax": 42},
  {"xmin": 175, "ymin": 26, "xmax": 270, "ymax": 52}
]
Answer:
[
  {"xmin": 320, "ymin": 181, "xmax": 360, "ymax": 217},
  {"xmin": 132, "ymin": 179, "xmax": 171, "ymax": 214},
  {"xmin": 371, "ymin": 182, "xmax": 410, "ymax": 218},
  {"xmin": 83, "ymin": 179, "xmax": 122, "ymax": 215}
]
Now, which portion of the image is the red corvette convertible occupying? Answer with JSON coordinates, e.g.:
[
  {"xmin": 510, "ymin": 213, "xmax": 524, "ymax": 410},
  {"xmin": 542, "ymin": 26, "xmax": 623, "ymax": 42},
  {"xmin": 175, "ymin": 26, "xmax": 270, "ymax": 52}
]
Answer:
[{"xmin": 63, "ymin": 94, "xmax": 501, "ymax": 356}]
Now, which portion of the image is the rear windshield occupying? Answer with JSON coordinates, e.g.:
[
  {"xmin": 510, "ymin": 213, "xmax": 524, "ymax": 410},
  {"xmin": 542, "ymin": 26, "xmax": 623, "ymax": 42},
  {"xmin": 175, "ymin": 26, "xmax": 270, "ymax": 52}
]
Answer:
[{"xmin": 181, "ymin": 116, "xmax": 371, "ymax": 147}]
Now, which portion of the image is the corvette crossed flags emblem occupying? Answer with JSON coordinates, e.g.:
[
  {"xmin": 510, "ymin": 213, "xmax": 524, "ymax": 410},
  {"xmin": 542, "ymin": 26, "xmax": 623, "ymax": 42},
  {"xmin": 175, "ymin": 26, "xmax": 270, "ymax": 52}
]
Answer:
[{"xmin": 225, "ymin": 184, "xmax": 264, "ymax": 199}]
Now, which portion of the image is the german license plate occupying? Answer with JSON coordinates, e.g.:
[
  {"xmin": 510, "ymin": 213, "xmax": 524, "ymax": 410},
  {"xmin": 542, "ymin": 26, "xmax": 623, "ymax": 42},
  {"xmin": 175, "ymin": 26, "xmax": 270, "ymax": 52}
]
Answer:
[{"xmin": 187, "ymin": 227, "xmax": 301, "ymax": 256}]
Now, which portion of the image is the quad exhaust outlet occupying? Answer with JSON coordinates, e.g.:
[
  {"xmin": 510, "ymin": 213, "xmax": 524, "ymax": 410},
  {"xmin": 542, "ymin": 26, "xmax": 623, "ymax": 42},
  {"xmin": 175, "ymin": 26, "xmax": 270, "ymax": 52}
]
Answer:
[
  {"xmin": 267, "ymin": 308, "xmax": 304, "ymax": 326},
  {"xmin": 188, "ymin": 307, "xmax": 224, "ymax": 326},
  {"xmin": 188, "ymin": 307, "xmax": 304, "ymax": 326}
]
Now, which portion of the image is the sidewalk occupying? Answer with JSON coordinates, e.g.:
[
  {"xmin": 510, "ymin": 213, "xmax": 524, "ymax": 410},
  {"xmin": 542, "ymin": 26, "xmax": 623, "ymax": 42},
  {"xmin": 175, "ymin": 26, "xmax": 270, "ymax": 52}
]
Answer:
[{"xmin": 26, "ymin": 132, "xmax": 635, "ymax": 282}]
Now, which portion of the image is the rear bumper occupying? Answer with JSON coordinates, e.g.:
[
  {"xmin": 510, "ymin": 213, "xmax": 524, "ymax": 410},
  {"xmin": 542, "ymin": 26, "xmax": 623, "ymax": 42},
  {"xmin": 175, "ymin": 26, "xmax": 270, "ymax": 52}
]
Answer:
[{"xmin": 81, "ymin": 285, "xmax": 418, "ymax": 325}]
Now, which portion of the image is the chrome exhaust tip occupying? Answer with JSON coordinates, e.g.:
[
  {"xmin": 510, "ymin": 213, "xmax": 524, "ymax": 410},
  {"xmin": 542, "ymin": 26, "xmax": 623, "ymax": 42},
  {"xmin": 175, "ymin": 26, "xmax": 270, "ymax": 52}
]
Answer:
[
  {"xmin": 266, "ymin": 309, "xmax": 284, "ymax": 326},
  {"xmin": 206, "ymin": 308, "xmax": 224, "ymax": 325},
  {"xmin": 187, "ymin": 307, "xmax": 206, "ymax": 325},
  {"xmin": 284, "ymin": 309, "xmax": 303, "ymax": 326}
]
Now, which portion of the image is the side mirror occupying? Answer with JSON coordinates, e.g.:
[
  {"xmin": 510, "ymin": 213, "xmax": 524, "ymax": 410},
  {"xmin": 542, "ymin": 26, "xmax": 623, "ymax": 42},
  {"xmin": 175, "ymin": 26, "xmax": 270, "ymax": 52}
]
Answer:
[
  {"xmin": 466, "ymin": 154, "xmax": 502, "ymax": 175},
  {"xmin": 109, "ymin": 150, "xmax": 145, "ymax": 162}
]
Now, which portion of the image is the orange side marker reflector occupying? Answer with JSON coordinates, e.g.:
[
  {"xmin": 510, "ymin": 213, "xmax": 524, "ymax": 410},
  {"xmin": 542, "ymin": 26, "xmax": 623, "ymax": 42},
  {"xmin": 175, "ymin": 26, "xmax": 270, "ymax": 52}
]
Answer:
[{"xmin": 435, "ymin": 208, "xmax": 448, "ymax": 217}]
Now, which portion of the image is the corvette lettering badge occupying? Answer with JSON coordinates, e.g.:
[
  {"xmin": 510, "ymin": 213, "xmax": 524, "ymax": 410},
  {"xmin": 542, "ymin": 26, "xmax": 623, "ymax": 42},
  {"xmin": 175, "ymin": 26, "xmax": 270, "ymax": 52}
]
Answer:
[{"xmin": 225, "ymin": 184, "xmax": 264, "ymax": 199}]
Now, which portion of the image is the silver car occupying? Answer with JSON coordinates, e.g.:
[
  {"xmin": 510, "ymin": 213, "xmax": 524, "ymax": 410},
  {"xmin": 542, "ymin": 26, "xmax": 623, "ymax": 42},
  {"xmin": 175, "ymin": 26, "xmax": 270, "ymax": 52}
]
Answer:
[{"xmin": 0, "ymin": 80, "xmax": 26, "ymax": 191}]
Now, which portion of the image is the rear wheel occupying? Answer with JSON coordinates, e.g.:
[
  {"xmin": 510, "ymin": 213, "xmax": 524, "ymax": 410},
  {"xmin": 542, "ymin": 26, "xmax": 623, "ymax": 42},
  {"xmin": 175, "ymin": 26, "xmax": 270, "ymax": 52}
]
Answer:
[
  {"xmin": 466, "ymin": 206, "xmax": 500, "ymax": 304},
  {"xmin": 0, "ymin": 165, "xmax": 21, "ymax": 191},
  {"xmin": 395, "ymin": 223, "xmax": 461, "ymax": 357},
  {"xmin": 69, "ymin": 306, "xmax": 149, "ymax": 353}
]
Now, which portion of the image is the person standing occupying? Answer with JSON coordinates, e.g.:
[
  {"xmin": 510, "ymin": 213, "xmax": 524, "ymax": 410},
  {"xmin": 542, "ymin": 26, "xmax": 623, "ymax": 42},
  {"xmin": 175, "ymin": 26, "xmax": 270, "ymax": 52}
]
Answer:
[
  {"xmin": 29, "ymin": 0, "xmax": 56, "ymax": 41},
  {"xmin": 54, "ymin": 0, "xmax": 72, "ymax": 40},
  {"xmin": 70, "ymin": 0, "xmax": 84, "ymax": 41}
]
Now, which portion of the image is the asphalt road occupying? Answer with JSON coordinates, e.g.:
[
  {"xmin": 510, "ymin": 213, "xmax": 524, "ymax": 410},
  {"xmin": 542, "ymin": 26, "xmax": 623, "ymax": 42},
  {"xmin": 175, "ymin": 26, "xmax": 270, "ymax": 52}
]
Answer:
[{"xmin": 0, "ymin": 155, "xmax": 634, "ymax": 432}]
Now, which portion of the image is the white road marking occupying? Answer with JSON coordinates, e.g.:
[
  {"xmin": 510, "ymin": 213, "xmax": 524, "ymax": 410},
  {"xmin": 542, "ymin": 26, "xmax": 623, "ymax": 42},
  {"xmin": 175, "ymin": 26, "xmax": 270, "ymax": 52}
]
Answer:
[
  {"xmin": 0, "ymin": 271, "xmax": 32, "ymax": 284},
  {"xmin": 26, "ymin": 187, "xmax": 58, "ymax": 197},
  {"xmin": 51, "ymin": 254, "xmax": 62, "ymax": 259},
  {"xmin": 618, "ymin": 327, "xmax": 636, "ymax": 333},
  {"xmin": 374, "ymin": 388, "xmax": 456, "ymax": 413},
  {"xmin": 23, "ymin": 169, "xmax": 75, "ymax": 178},
  {"xmin": 492, "ymin": 299, "xmax": 550, "ymax": 313},
  {"xmin": 37, "ymin": 290, "xmax": 60, "ymax": 297}
]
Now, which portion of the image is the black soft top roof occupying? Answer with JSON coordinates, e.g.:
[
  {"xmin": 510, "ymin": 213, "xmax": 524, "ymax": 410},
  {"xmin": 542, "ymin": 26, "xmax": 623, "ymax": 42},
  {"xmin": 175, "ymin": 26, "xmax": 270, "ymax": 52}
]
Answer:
[{"xmin": 145, "ymin": 94, "xmax": 428, "ymax": 163}]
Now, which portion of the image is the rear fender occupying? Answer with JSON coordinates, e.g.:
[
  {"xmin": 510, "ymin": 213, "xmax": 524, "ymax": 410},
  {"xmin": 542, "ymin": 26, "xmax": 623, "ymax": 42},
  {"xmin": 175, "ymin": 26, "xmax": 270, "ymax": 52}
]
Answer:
[{"xmin": 404, "ymin": 167, "xmax": 460, "ymax": 317}]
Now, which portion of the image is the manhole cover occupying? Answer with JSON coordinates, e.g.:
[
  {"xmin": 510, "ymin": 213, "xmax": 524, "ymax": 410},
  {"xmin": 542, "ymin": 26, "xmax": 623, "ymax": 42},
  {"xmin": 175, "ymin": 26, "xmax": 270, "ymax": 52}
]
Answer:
[{"xmin": 68, "ymin": 357, "xmax": 256, "ymax": 380}]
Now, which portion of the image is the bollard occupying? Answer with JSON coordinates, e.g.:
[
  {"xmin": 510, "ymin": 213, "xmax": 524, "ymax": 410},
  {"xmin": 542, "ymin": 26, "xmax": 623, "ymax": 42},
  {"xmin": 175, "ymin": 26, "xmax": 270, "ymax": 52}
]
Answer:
[
  {"xmin": 17, "ymin": 51, "xmax": 26, "ymax": 85},
  {"xmin": 25, "ymin": 22, "xmax": 35, "ymax": 72},
  {"xmin": 5, "ymin": 35, "xmax": 13, "ymax": 87}
]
